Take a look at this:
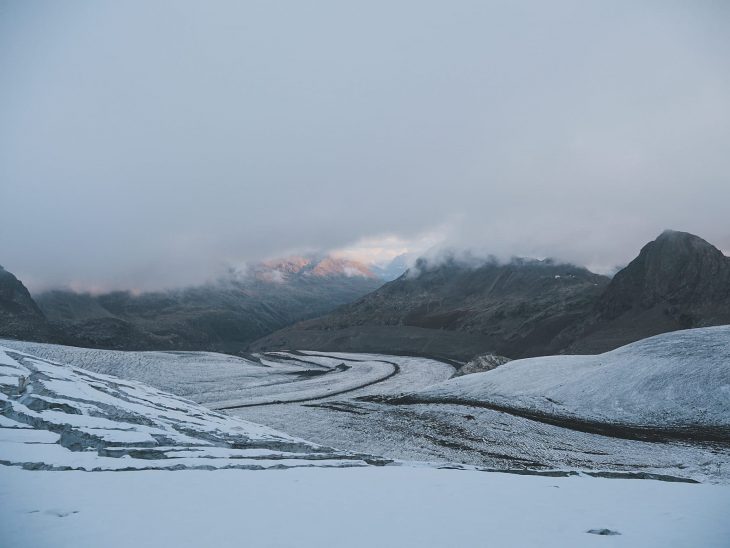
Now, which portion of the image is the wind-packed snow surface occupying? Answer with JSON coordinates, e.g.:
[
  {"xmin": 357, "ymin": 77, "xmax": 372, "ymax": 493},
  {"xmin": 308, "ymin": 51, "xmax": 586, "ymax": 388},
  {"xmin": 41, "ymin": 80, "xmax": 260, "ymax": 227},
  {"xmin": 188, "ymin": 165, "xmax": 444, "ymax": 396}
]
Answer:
[
  {"xmin": 2, "ymin": 465, "xmax": 729, "ymax": 548},
  {"xmin": 0, "ymin": 345, "xmax": 376, "ymax": 470},
  {"xmin": 398, "ymin": 326, "xmax": 730, "ymax": 437}
]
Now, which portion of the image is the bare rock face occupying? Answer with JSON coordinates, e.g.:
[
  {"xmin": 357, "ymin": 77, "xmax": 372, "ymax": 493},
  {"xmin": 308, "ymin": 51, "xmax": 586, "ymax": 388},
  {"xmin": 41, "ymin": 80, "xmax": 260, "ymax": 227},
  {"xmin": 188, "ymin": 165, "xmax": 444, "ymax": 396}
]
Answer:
[
  {"xmin": 0, "ymin": 265, "xmax": 53, "ymax": 342},
  {"xmin": 453, "ymin": 353, "xmax": 511, "ymax": 377},
  {"xmin": 599, "ymin": 230, "xmax": 730, "ymax": 319},
  {"xmin": 566, "ymin": 231, "xmax": 730, "ymax": 353}
]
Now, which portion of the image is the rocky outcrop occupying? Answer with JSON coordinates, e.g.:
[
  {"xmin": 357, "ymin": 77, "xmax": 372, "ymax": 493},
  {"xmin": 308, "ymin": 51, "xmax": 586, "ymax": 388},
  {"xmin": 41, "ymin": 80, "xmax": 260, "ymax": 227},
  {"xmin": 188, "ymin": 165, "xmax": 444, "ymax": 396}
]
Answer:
[
  {"xmin": 0, "ymin": 265, "xmax": 53, "ymax": 342},
  {"xmin": 565, "ymin": 230, "xmax": 730, "ymax": 353},
  {"xmin": 34, "ymin": 264, "xmax": 384, "ymax": 353},
  {"xmin": 454, "ymin": 353, "xmax": 511, "ymax": 377}
]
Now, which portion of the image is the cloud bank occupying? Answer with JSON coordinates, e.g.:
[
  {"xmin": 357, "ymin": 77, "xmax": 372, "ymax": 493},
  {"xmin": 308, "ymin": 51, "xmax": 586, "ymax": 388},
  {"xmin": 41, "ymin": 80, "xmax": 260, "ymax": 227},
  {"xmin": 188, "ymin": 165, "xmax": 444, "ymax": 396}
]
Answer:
[{"xmin": 1, "ymin": 1, "xmax": 729, "ymax": 291}]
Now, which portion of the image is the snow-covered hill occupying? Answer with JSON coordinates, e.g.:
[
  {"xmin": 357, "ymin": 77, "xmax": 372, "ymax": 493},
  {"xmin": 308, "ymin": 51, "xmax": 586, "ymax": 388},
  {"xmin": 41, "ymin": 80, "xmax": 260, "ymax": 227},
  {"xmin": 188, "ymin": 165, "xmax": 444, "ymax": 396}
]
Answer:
[
  {"xmin": 0, "ymin": 345, "xmax": 376, "ymax": 471},
  {"xmin": 395, "ymin": 326, "xmax": 730, "ymax": 438}
]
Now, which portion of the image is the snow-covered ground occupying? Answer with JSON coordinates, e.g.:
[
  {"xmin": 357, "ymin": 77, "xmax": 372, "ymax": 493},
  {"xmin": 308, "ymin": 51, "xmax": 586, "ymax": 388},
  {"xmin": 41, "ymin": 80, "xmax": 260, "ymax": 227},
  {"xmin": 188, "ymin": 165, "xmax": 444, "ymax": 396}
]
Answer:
[
  {"xmin": 0, "ymin": 341, "xmax": 454, "ymax": 408},
  {"xmin": 2, "ymin": 465, "xmax": 729, "ymax": 548},
  {"xmin": 1, "ymin": 338, "xmax": 730, "ymax": 547},
  {"xmin": 0, "ymin": 345, "xmax": 375, "ymax": 470},
  {"xmin": 4, "ymin": 335, "xmax": 730, "ymax": 482},
  {"xmin": 236, "ymin": 397, "xmax": 730, "ymax": 483},
  {"xmin": 397, "ymin": 327, "xmax": 730, "ymax": 435}
]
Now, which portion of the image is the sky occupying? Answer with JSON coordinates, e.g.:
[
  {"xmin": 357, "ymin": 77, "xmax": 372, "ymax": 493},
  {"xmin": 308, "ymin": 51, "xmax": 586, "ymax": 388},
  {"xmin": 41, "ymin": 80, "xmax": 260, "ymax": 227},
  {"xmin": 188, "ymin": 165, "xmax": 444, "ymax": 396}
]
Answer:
[{"xmin": 1, "ymin": 0, "xmax": 729, "ymax": 292}]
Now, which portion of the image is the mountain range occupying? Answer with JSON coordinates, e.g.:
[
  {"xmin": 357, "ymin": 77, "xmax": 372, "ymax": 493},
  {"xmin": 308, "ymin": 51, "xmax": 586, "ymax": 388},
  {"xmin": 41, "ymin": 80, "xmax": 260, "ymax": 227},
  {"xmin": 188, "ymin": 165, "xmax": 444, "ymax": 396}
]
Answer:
[
  {"xmin": 0, "ymin": 255, "xmax": 385, "ymax": 353},
  {"xmin": 251, "ymin": 231, "xmax": 730, "ymax": 360},
  {"xmin": 2, "ymin": 230, "xmax": 729, "ymax": 361}
]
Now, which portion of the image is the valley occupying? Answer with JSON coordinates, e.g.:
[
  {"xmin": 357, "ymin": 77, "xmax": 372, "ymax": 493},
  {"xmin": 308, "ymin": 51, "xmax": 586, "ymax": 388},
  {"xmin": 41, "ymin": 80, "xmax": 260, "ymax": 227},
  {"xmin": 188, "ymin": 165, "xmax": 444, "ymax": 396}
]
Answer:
[
  {"xmin": 2, "ymin": 231, "xmax": 730, "ymax": 547},
  {"xmin": 4, "ymin": 4, "xmax": 728, "ymax": 545},
  {"xmin": 2, "ymin": 322, "xmax": 729, "ymax": 547},
  {"xmin": 4, "ymin": 328, "xmax": 728, "ymax": 484}
]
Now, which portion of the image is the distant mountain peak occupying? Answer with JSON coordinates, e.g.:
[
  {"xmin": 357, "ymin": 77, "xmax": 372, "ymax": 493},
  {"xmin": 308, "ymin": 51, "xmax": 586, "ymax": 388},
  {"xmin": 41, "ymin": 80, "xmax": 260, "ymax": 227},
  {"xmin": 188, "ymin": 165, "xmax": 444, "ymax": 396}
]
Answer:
[
  {"xmin": 651, "ymin": 229, "xmax": 721, "ymax": 254},
  {"xmin": 369, "ymin": 253, "xmax": 412, "ymax": 281},
  {"xmin": 259, "ymin": 256, "xmax": 313, "ymax": 274},
  {"xmin": 631, "ymin": 230, "xmax": 726, "ymax": 276},
  {"xmin": 249, "ymin": 255, "xmax": 378, "ymax": 283},
  {"xmin": 657, "ymin": 228, "xmax": 689, "ymax": 239},
  {"xmin": 590, "ymin": 230, "xmax": 730, "ymax": 328},
  {"xmin": 310, "ymin": 257, "xmax": 377, "ymax": 279}
]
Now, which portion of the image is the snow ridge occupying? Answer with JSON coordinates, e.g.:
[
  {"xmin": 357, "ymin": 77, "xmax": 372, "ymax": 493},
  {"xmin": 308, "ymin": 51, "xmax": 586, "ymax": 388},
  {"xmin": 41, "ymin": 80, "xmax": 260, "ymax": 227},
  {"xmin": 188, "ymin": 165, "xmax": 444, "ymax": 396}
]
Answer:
[{"xmin": 391, "ymin": 326, "xmax": 730, "ymax": 440}]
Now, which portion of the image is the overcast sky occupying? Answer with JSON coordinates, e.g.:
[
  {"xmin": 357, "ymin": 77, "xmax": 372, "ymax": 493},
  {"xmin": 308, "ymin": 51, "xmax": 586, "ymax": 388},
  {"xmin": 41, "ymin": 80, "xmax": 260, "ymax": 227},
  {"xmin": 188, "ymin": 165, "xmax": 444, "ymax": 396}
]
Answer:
[{"xmin": 1, "ymin": 0, "xmax": 729, "ymax": 292}]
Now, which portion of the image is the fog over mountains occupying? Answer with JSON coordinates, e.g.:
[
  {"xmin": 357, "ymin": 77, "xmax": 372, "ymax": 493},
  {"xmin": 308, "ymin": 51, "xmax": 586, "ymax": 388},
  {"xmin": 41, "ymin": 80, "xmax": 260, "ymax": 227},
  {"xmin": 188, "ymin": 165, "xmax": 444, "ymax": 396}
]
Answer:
[
  {"xmin": 3, "ymin": 2, "xmax": 729, "ymax": 293},
  {"xmin": 253, "ymin": 231, "xmax": 730, "ymax": 360},
  {"xmin": 0, "ymin": 255, "xmax": 386, "ymax": 353},
  {"xmin": 2, "ymin": 4, "xmax": 729, "ymax": 546},
  {"xmin": 2, "ymin": 230, "xmax": 729, "ymax": 362}
]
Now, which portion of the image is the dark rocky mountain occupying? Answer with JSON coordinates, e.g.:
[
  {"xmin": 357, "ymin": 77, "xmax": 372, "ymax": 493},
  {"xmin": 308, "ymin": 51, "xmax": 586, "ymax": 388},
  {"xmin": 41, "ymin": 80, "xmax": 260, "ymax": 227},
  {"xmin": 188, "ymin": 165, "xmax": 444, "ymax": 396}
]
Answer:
[
  {"xmin": 32, "ymin": 256, "xmax": 384, "ymax": 353},
  {"xmin": 564, "ymin": 230, "xmax": 730, "ymax": 353},
  {"xmin": 5, "ymin": 231, "xmax": 728, "ymax": 361},
  {"xmin": 250, "ymin": 258, "xmax": 611, "ymax": 360},
  {"xmin": 250, "ymin": 231, "xmax": 730, "ymax": 361},
  {"xmin": 0, "ymin": 265, "xmax": 54, "ymax": 342}
]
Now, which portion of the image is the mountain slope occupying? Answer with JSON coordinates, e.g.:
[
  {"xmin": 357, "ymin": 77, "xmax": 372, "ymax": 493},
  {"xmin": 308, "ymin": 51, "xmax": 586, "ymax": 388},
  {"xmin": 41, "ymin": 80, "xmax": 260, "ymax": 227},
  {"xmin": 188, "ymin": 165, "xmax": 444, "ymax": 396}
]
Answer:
[
  {"xmin": 35, "ymin": 256, "xmax": 384, "ymax": 353},
  {"xmin": 2, "ymin": 342, "xmax": 728, "ymax": 547},
  {"xmin": 0, "ymin": 265, "xmax": 53, "ymax": 342},
  {"xmin": 387, "ymin": 326, "xmax": 730, "ymax": 441},
  {"xmin": 566, "ymin": 230, "xmax": 730, "ymax": 353},
  {"xmin": 251, "ymin": 258, "xmax": 610, "ymax": 360},
  {"xmin": 251, "ymin": 231, "xmax": 730, "ymax": 360}
]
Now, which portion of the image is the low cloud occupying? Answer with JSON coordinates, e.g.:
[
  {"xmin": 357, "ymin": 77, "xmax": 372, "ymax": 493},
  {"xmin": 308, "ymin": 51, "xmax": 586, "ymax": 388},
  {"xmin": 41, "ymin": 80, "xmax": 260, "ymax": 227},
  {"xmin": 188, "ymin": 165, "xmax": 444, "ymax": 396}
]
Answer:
[{"xmin": 1, "ymin": 1, "xmax": 728, "ymax": 292}]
